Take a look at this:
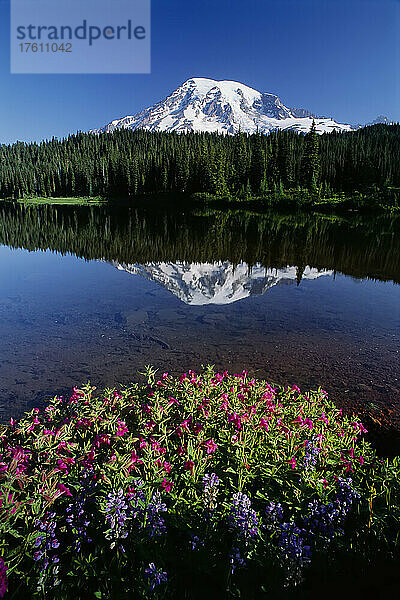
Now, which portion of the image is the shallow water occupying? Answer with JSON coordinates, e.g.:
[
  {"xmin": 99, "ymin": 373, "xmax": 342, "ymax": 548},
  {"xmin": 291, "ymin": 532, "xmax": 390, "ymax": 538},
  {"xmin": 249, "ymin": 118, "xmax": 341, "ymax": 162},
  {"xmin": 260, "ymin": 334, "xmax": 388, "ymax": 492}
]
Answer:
[{"xmin": 0, "ymin": 203, "xmax": 399, "ymax": 429}]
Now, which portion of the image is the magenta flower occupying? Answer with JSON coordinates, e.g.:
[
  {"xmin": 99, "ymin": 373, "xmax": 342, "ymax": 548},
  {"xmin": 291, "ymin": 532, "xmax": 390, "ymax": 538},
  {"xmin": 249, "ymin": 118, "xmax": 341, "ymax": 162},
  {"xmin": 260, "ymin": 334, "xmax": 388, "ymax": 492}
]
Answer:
[
  {"xmin": 161, "ymin": 479, "xmax": 173, "ymax": 493},
  {"xmin": 289, "ymin": 457, "xmax": 297, "ymax": 469},
  {"xmin": 184, "ymin": 460, "xmax": 194, "ymax": 473},
  {"xmin": 116, "ymin": 420, "xmax": 128, "ymax": 436},
  {"xmin": 0, "ymin": 558, "xmax": 8, "ymax": 599},
  {"xmin": 205, "ymin": 439, "xmax": 217, "ymax": 454},
  {"xmin": 57, "ymin": 483, "xmax": 72, "ymax": 497}
]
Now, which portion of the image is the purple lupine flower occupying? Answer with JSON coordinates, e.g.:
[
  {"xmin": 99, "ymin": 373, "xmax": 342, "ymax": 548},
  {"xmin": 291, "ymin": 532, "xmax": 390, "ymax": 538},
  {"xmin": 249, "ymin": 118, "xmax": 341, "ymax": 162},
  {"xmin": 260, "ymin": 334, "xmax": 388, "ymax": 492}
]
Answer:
[
  {"xmin": 33, "ymin": 512, "xmax": 61, "ymax": 588},
  {"xmin": 303, "ymin": 438, "xmax": 320, "ymax": 471},
  {"xmin": 0, "ymin": 558, "xmax": 8, "ymax": 599},
  {"xmin": 304, "ymin": 499, "xmax": 342, "ymax": 545},
  {"xmin": 145, "ymin": 491, "xmax": 167, "ymax": 538},
  {"xmin": 203, "ymin": 473, "xmax": 220, "ymax": 511},
  {"xmin": 335, "ymin": 477, "xmax": 361, "ymax": 516},
  {"xmin": 127, "ymin": 478, "xmax": 146, "ymax": 520},
  {"xmin": 189, "ymin": 534, "xmax": 204, "ymax": 551},
  {"xmin": 144, "ymin": 562, "xmax": 168, "ymax": 591},
  {"xmin": 66, "ymin": 495, "xmax": 93, "ymax": 552},
  {"xmin": 265, "ymin": 501, "xmax": 284, "ymax": 527},
  {"xmin": 65, "ymin": 470, "xmax": 96, "ymax": 552},
  {"xmin": 228, "ymin": 492, "xmax": 260, "ymax": 540},
  {"xmin": 229, "ymin": 547, "xmax": 246, "ymax": 574},
  {"xmin": 278, "ymin": 521, "xmax": 311, "ymax": 586},
  {"xmin": 104, "ymin": 489, "xmax": 129, "ymax": 550}
]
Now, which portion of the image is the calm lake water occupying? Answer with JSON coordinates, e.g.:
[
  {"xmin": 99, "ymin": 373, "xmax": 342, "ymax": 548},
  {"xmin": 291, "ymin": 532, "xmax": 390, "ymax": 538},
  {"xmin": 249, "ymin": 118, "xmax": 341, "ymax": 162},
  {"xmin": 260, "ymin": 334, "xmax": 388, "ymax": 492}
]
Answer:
[{"xmin": 0, "ymin": 203, "xmax": 399, "ymax": 436}]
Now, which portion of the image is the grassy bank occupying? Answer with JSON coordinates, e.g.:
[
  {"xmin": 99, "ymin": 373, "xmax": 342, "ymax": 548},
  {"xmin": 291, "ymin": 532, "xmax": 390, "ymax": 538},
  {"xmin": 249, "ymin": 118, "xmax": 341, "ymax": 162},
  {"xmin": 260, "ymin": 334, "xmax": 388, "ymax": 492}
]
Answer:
[
  {"xmin": 7, "ymin": 186, "xmax": 400, "ymax": 212},
  {"xmin": 0, "ymin": 367, "xmax": 399, "ymax": 599},
  {"xmin": 14, "ymin": 196, "xmax": 107, "ymax": 206}
]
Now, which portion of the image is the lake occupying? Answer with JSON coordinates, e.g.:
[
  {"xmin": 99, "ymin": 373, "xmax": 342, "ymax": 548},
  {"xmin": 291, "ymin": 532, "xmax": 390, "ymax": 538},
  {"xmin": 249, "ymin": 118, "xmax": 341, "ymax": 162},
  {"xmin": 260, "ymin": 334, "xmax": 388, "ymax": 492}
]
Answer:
[{"xmin": 0, "ymin": 203, "xmax": 399, "ymax": 443}]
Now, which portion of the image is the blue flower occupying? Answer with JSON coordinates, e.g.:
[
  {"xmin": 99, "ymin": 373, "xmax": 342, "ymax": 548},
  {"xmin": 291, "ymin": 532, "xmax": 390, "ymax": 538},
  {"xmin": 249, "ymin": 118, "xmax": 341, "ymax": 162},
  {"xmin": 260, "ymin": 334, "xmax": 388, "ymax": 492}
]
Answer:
[
  {"xmin": 229, "ymin": 547, "xmax": 246, "ymax": 574},
  {"xmin": 145, "ymin": 491, "xmax": 167, "ymax": 538},
  {"xmin": 228, "ymin": 492, "xmax": 260, "ymax": 540},
  {"xmin": 144, "ymin": 562, "xmax": 168, "ymax": 591},
  {"xmin": 104, "ymin": 488, "xmax": 129, "ymax": 549},
  {"xmin": 203, "ymin": 473, "xmax": 220, "ymax": 511}
]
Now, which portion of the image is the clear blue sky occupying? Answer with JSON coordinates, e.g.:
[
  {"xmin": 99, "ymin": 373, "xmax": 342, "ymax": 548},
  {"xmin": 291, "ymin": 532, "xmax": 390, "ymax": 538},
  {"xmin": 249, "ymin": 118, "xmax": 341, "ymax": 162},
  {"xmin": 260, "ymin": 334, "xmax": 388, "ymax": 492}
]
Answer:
[{"xmin": 0, "ymin": 0, "xmax": 398, "ymax": 145}]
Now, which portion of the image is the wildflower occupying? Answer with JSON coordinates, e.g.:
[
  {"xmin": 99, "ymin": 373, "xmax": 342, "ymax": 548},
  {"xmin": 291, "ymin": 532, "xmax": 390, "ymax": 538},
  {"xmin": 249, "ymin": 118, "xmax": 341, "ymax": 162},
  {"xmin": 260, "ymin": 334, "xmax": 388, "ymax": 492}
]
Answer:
[
  {"xmin": 289, "ymin": 457, "xmax": 297, "ymax": 469},
  {"xmin": 116, "ymin": 419, "xmax": 128, "ymax": 436},
  {"xmin": 33, "ymin": 512, "xmax": 61, "ymax": 587},
  {"xmin": 278, "ymin": 521, "xmax": 311, "ymax": 585},
  {"xmin": 228, "ymin": 492, "xmax": 259, "ymax": 540},
  {"xmin": 227, "ymin": 412, "xmax": 242, "ymax": 430},
  {"xmin": 189, "ymin": 534, "xmax": 204, "ymax": 550},
  {"xmin": 229, "ymin": 547, "xmax": 246, "ymax": 574},
  {"xmin": 56, "ymin": 483, "xmax": 72, "ymax": 497},
  {"xmin": 0, "ymin": 558, "xmax": 8, "ymax": 599},
  {"xmin": 161, "ymin": 478, "xmax": 173, "ymax": 493},
  {"xmin": 146, "ymin": 492, "xmax": 167, "ymax": 537},
  {"xmin": 303, "ymin": 439, "xmax": 320, "ymax": 471},
  {"xmin": 205, "ymin": 439, "xmax": 217, "ymax": 454},
  {"xmin": 265, "ymin": 501, "xmax": 283, "ymax": 527},
  {"xmin": 184, "ymin": 460, "xmax": 194, "ymax": 473},
  {"xmin": 144, "ymin": 563, "xmax": 167, "ymax": 591},
  {"xmin": 203, "ymin": 473, "xmax": 219, "ymax": 511},
  {"xmin": 104, "ymin": 489, "xmax": 129, "ymax": 550},
  {"xmin": 66, "ymin": 473, "xmax": 96, "ymax": 552},
  {"xmin": 193, "ymin": 422, "xmax": 203, "ymax": 434}
]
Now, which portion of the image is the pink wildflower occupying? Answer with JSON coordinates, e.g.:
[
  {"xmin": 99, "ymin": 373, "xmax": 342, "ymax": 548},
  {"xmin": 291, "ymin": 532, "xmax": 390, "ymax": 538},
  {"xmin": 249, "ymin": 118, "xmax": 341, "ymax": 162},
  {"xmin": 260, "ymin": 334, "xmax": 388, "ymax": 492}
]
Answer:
[
  {"xmin": 57, "ymin": 483, "xmax": 72, "ymax": 497},
  {"xmin": 289, "ymin": 457, "xmax": 297, "ymax": 469},
  {"xmin": 116, "ymin": 420, "xmax": 128, "ymax": 436},
  {"xmin": 205, "ymin": 439, "xmax": 217, "ymax": 454},
  {"xmin": 184, "ymin": 460, "xmax": 195, "ymax": 473},
  {"xmin": 161, "ymin": 478, "xmax": 173, "ymax": 493}
]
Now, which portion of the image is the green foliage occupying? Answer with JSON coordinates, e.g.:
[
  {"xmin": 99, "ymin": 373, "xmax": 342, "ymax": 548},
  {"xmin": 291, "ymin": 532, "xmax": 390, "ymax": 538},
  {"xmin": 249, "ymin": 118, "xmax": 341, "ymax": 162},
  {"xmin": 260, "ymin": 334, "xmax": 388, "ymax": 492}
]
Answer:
[{"xmin": 0, "ymin": 125, "xmax": 399, "ymax": 209}]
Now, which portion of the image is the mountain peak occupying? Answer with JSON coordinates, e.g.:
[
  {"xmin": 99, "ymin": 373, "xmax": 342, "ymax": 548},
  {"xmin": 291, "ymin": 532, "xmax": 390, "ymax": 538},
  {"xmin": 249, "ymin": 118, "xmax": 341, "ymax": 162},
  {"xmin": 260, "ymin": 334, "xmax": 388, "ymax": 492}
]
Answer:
[{"xmin": 91, "ymin": 77, "xmax": 353, "ymax": 136}]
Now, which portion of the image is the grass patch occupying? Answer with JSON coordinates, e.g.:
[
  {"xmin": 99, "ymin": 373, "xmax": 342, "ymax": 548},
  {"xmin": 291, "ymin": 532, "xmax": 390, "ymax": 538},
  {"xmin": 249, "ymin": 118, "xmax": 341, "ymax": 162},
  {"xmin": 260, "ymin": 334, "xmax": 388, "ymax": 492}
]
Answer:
[{"xmin": 16, "ymin": 196, "xmax": 107, "ymax": 206}]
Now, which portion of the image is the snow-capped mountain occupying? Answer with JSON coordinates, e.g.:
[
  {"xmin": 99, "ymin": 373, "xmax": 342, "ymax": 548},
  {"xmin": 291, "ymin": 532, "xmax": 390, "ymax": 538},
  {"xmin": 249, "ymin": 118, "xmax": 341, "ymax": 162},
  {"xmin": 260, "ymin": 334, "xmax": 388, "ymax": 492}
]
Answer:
[
  {"xmin": 111, "ymin": 261, "xmax": 332, "ymax": 305},
  {"xmin": 352, "ymin": 114, "xmax": 394, "ymax": 129},
  {"xmin": 91, "ymin": 78, "xmax": 353, "ymax": 136}
]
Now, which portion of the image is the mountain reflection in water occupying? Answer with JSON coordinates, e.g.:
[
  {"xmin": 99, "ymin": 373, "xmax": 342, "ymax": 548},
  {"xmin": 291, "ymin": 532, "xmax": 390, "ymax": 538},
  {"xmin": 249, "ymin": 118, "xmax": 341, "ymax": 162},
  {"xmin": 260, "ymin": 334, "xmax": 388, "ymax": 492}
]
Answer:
[
  {"xmin": 112, "ymin": 262, "xmax": 332, "ymax": 305},
  {"xmin": 0, "ymin": 203, "xmax": 399, "ymax": 439}
]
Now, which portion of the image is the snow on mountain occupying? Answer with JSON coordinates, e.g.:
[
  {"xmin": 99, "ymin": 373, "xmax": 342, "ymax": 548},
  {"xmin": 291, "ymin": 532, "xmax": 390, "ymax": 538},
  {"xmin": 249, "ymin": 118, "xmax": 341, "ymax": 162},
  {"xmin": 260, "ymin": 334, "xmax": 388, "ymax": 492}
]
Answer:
[
  {"xmin": 351, "ymin": 114, "xmax": 394, "ymax": 129},
  {"xmin": 111, "ymin": 261, "xmax": 332, "ymax": 305},
  {"xmin": 91, "ymin": 77, "xmax": 353, "ymax": 136}
]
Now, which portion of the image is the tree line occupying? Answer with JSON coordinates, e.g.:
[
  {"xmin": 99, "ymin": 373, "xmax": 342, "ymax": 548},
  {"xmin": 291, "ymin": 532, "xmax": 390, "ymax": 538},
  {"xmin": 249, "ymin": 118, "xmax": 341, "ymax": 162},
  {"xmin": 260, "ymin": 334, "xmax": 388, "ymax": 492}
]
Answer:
[
  {"xmin": 0, "ymin": 123, "xmax": 399, "ymax": 204},
  {"xmin": 0, "ymin": 203, "xmax": 399, "ymax": 284}
]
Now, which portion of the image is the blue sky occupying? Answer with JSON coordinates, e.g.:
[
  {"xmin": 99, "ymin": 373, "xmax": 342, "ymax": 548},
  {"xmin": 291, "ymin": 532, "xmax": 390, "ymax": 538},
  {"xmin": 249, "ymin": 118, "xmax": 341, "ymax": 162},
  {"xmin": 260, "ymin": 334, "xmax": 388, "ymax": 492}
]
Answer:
[{"xmin": 0, "ymin": 0, "xmax": 398, "ymax": 145}]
